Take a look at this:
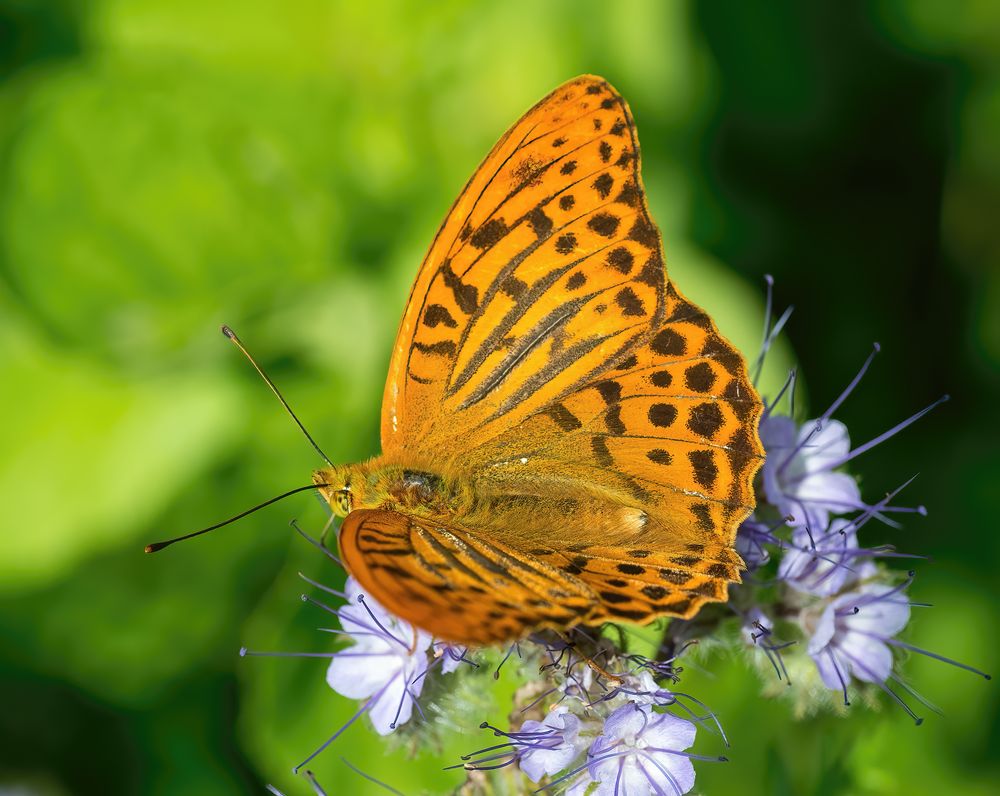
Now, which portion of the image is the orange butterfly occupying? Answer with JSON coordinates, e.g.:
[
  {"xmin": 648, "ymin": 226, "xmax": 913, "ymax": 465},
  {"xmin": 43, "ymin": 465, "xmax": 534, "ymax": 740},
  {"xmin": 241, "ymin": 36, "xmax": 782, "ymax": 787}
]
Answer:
[{"xmin": 315, "ymin": 76, "xmax": 764, "ymax": 646}]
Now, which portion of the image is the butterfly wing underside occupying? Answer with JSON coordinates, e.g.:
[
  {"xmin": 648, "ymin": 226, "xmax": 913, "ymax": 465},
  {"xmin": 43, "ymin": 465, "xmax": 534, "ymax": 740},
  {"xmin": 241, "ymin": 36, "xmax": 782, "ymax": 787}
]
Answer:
[
  {"xmin": 339, "ymin": 508, "xmax": 746, "ymax": 643},
  {"xmin": 339, "ymin": 508, "xmax": 596, "ymax": 645},
  {"xmin": 363, "ymin": 75, "xmax": 763, "ymax": 640}
]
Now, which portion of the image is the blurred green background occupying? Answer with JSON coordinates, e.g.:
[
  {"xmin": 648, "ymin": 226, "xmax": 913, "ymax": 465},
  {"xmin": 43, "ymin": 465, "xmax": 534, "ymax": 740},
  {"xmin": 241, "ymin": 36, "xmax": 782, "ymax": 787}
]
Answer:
[{"xmin": 1, "ymin": 1, "xmax": 997, "ymax": 794}]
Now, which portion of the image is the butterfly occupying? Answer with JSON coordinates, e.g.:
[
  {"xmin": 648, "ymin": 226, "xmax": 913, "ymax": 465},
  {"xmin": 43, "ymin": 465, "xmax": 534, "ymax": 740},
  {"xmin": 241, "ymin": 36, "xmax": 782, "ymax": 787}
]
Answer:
[{"xmin": 315, "ymin": 76, "xmax": 764, "ymax": 646}]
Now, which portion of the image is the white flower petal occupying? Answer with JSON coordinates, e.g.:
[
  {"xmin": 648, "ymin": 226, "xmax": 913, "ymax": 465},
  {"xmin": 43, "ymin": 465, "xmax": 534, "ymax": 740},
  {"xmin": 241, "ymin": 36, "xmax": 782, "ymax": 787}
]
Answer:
[
  {"xmin": 796, "ymin": 471, "xmax": 861, "ymax": 512},
  {"xmin": 642, "ymin": 710, "xmax": 697, "ymax": 753},
  {"xmin": 812, "ymin": 647, "xmax": 852, "ymax": 690},
  {"xmin": 326, "ymin": 651, "xmax": 402, "ymax": 700},
  {"xmin": 600, "ymin": 702, "xmax": 646, "ymax": 741},
  {"xmin": 850, "ymin": 590, "xmax": 911, "ymax": 637},
  {"xmin": 839, "ymin": 631, "xmax": 894, "ymax": 683},
  {"xmin": 760, "ymin": 414, "xmax": 798, "ymax": 455},
  {"xmin": 438, "ymin": 645, "xmax": 467, "ymax": 674},
  {"xmin": 641, "ymin": 750, "xmax": 696, "ymax": 795},
  {"xmin": 518, "ymin": 709, "xmax": 583, "ymax": 782},
  {"xmin": 806, "ymin": 602, "xmax": 838, "ymax": 656},
  {"xmin": 589, "ymin": 703, "xmax": 697, "ymax": 796},
  {"xmin": 366, "ymin": 670, "xmax": 411, "ymax": 735},
  {"xmin": 799, "ymin": 419, "xmax": 851, "ymax": 472}
]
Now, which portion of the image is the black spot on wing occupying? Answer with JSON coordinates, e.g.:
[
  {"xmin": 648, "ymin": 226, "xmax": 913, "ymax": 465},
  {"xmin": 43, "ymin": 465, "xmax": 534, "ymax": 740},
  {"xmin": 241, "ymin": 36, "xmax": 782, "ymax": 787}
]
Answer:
[
  {"xmin": 592, "ymin": 173, "xmax": 614, "ymax": 199},
  {"xmin": 605, "ymin": 247, "xmax": 634, "ymax": 274},
  {"xmin": 423, "ymin": 304, "xmax": 457, "ymax": 329},
  {"xmin": 527, "ymin": 207, "xmax": 554, "ymax": 239},
  {"xmin": 413, "ymin": 340, "xmax": 457, "ymax": 357},
  {"xmin": 591, "ymin": 436, "xmax": 614, "ymax": 467},
  {"xmin": 470, "ymin": 218, "xmax": 509, "ymax": 250},
  {"xmin": 605, "ymin": 405, "xmax": 626, "ymax": 435},
  {"xmin": 627, "ymin": 215, "xmax": 659, "ymax": 248},
  {"xmin": 615, "ymin": 287, "xmax": 645, "ymax": 317},
  {"xmin": 642, "ymin": 585, "xmax": 667, "ymax": 601},
  {"xmin": 616, "ymin": 178, "xmax": 641, "ymax": 208},
  {"xmin": 546, "ymin": 403, "xmax": 583, "ymax": 432},
  {"xmin": 441, "ymin": 260, "xmax": 479, "ymax": 314},
  {"xmin": 556, "ymin": 233, "xmax": 577, "ymax": 254},
  {"xmin": 685, "ymin": 362, "xmax": 717, "ymax": 393},
  {"xmin": 650, "ymin": 370, "xmax": 672, "ymax": 388},
  {"xmin": 648, "ymin": 403, "xmax": 677, "ymax": 428},
  {"xmin": 651, "ymin": 328, "xmax": 686, "ymax": 357},
  {"xmin": 588, "ymin": 213, "xmax": 620, "ymax": 238},
  {"xmin": 501, "ymin": 275, "xmax": 527, "ymax": 299},
  {"xmin": 647, "ymin": 449, "xmax": 672, "ymax": 465},
  {"xmin": 594, "ymin": 380, "xmax": 622, "ymax": 405},
  {"xmin": 690, "ymin": 503, "xmax": 714, "ymax": 532},
  {"xmin": 688, "ymin": 449, "xmax": 718, "ymax": 490},
  {"xmin": 636, "ymin": 256, "xmax": 664, "ymax": 288},
  {"xmin": 687, "ymin": 403, "xmax": 725, "ymax": 439}
]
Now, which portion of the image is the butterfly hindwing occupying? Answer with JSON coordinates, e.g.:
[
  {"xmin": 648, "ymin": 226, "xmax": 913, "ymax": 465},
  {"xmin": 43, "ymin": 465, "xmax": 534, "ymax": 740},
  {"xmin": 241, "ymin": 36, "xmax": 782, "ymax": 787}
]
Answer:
[
  {"xmin": 339, "ymin": 508, "xmax": 597, "ymax": 645},
  {"xmin": 527, "ymin": 540, "xmax": 742, "ymax": 624}
]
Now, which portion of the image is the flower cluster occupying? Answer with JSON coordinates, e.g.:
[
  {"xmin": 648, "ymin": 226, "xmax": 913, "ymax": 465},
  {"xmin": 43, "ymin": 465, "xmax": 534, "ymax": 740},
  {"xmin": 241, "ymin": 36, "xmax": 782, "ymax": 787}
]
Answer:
[
  {"xmin": 453, "ymin": 640, "xmax": 727, "ymax": 795},
  {"xmin": 734, "ymin": 315, "xmax": 988, "ymax": 724},
  {"xmin": 248, "ymin": 280, "xmax": 989, "ymax": 794}
]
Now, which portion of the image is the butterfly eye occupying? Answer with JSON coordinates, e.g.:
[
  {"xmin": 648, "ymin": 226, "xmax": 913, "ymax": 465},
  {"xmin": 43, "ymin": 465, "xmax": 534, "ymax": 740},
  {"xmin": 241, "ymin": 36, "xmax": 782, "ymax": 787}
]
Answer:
[{"xmin": 334, "ymin": 489, "xmax": 352, "ymax": 517}]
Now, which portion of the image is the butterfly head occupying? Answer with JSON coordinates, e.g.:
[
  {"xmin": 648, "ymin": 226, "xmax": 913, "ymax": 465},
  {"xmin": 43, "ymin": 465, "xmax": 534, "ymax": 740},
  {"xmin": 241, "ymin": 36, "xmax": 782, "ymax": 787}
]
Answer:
[{"xmin": 313, "ymin": 465, "xmax": 356, "ymax": 518}]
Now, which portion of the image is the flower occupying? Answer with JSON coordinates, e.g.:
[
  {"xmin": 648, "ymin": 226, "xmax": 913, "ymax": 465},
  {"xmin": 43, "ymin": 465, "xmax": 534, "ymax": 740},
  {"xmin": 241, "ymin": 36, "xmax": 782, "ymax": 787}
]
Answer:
[
  {"xmin": 435, "ymin": 642, "xmax": 472, "ymax": 674},
  {"xmin": 581, "ymin": 702, "xmax": 699, "ymax": 795},
  {"xmin": 805, "ymin": 573, "xmax": 909, "ymax": 693},
  {"xmin": 779, "ymin": 518, "xmax": 863, "ymax": 596},
  {"xmin": 326, "ymin": 577, "xmax": 433, "ymax": 735},
  {"xmin": 735, "ymin": 515, "xmax": 781, "ymax": 571},
  {"xmin": 761, "ymin": 414, "xmax": 861, "ymax": 531},
  {"xmin": 517, "ymin": 706, "xmax": 587, "ymax": 783}
]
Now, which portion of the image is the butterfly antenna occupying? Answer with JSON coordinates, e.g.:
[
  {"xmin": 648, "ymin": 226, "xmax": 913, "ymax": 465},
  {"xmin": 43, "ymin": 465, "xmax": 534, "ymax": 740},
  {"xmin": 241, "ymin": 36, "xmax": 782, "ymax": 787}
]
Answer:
[
  {"xmin": 221, "ymin": 325, "xmax": 334, "ymax": 466},
  {"xmin": 144, "ymin": 483, "xmax": 330, "ymax": 553}
]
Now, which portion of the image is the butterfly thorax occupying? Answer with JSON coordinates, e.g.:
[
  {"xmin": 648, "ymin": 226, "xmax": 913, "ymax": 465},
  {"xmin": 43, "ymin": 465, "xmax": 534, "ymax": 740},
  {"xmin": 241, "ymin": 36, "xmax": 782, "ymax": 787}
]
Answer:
[{"xmin": 314, "ymin": 460, "xmax": 475, "ymax": 520}]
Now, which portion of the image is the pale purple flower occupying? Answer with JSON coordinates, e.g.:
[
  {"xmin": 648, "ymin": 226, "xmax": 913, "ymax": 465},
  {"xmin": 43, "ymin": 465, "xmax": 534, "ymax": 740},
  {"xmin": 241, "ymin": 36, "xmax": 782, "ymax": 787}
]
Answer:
[
  {"xmin": 586, "ymin": 702, "xmax": 698, "ymax": 796},
  {"xmin": 760, "ymin": 343, "xmax": 948, "ymax": 533},
  {"xmin": 434, "ymin": 642, "xmax": 472, "ymax": 674},
  {"xmin": 326, "ymin": 577, "xmax": 432, "ymax": 735},
  {"xmin": 779, "ymin": 518, "xmax": 863, "ymax": 596},
  {"xmin": 735, "ymin": 515, "xmax": 782, "ymax": 570},
  {"xmin": 517, "ymin": 706, "xmax": 587, "ymax": 783},
  {"xmin": 806, "ymin": 575, "xmax": 910, "ymax": 693},
  {"xmin": 761, "ymin": 414, "xmax": 861, "ymax": 531},
  {"xmin": 742, "ymin": 609, "xmax": 794, "ymax": 683}
]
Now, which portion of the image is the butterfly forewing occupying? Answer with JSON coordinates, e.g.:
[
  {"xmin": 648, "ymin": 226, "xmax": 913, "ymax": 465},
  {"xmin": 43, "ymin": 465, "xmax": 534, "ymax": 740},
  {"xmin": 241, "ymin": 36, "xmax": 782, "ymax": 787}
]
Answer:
[{"xmin": 381, "ymin": 76, "xmax": 666, "ymax": 454}]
